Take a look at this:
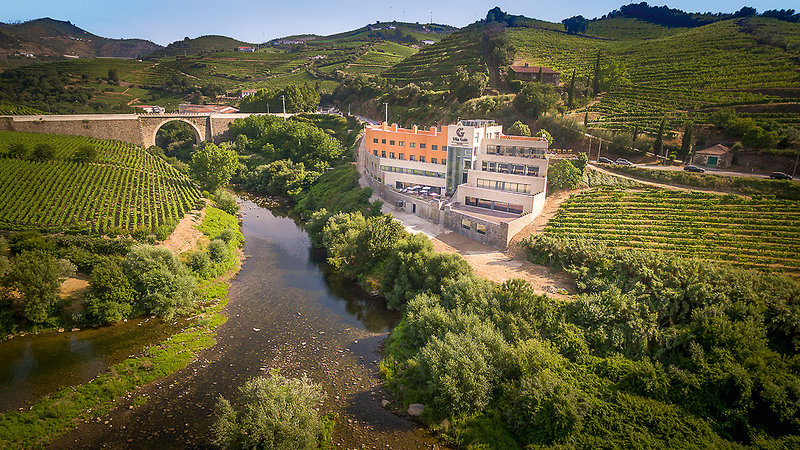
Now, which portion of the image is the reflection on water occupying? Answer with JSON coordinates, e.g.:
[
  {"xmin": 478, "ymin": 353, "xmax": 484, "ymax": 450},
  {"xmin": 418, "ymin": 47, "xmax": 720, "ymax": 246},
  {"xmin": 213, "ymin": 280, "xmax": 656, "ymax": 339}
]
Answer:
[{"xmin": 0, "ymin": 318, "xmax": 179, "ymax": 412}]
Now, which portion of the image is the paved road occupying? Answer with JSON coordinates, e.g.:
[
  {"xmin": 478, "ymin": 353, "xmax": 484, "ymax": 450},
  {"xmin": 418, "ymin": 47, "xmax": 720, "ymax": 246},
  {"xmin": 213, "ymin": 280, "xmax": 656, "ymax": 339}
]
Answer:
[{"xmin": 597, "ymin": 161, "xmax": 798, "ymax": 182}]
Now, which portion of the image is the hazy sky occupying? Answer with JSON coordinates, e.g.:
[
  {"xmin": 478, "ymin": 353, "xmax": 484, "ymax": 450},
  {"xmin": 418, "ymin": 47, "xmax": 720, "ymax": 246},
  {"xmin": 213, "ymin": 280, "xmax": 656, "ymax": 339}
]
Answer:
[{"xmin": 1, "ymin": 0, "xmax": 797, "ymax": 45}]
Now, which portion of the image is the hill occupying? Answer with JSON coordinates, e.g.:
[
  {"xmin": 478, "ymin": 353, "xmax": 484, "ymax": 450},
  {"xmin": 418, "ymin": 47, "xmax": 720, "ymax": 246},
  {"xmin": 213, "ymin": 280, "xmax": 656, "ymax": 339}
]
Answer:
[
  {"xmin": 0, "ymin": 131, "xmax": 201, "ymax": 234},
  {"xmin": 0, "ymin": 18, "xmax": 162, "ymax": 60},
  {"xmin": 150, "ymin": 35, "xmax": 256, "ymax": 57}
]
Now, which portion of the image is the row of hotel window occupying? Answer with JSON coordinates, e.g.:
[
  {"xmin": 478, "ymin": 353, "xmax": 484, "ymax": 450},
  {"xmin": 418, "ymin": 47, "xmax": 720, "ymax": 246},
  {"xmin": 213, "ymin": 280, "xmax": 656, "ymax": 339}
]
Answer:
[
  {"xmin": 373, "ymin": 149, "xmax": 446, "ymax": 164},
  {"xmin": 373, "ymin": 138, "xmax": 445, "ymax": 151},
  {"xmin": 476, "ymin": 178, "xmax": 532, "ymax": 194},
  {"xmin": 485, "ymin": 145, "xmax": 546, "ymax": 159},
  {"xmin": 465, "ymin": 196, "xmax": 525, "ymax": 214},
  {"xmin": 380, "ymin": 165, "xmax": 446, "ymax": 178},
  {"xmin": 481, "ymin": 161, "xmax": 540, "ymax": 177}
]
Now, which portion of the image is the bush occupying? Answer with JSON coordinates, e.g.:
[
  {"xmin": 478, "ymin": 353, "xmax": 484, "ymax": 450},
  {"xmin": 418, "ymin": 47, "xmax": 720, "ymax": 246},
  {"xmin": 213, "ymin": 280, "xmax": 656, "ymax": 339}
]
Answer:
[
  {"xmin": 207, "ymin": 239, "xmax": 230, "ymax": 263},
  {"xmin": 3, "ymin": 250, "xmax": 75, "ymax": 324},
  {"xmin": 72, "ymin": 145, "xmax": 98, "ymax": 163},
  {"xmin": 547, "ymin": 159, "xmax": 583, "ymax": 193},
  {"xmin": 211, "ymin": 189, "xmax": 239, "ymax": 215},
  {"xmin": 84, "ymin": 260, "xmax": 135, "ymax": 325},
  {"xmin": 6, "ymin": 142, "xmax": 29, "ymax": 159},
  {"xmin": 124, "ymin": 245, "xmax": 196, "ymax": 319},
  {"xmin": 186, "ymin": 250, "xmax": 213, "ymax": 279},
  {"xmin": 213, "ymin": 372, "xmax": 330, "ymax": 449},
  {"xmin": 31, "ymin": 143, "xmax": 56, "ymax": 161}
]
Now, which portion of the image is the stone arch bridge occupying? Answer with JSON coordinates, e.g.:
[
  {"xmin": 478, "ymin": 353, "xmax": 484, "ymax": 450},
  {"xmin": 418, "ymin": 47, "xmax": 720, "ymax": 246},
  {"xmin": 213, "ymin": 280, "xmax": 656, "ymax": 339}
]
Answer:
[{"xmin": 0, "ymin": 113, "xmax": 288, "ymax": 148}]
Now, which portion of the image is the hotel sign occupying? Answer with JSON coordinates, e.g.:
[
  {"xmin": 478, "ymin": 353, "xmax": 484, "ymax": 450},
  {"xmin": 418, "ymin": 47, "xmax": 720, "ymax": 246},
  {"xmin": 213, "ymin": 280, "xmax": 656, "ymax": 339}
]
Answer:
[{"xmin": 447, "ymin": 125, "xmax": 474, "ymax": 147}]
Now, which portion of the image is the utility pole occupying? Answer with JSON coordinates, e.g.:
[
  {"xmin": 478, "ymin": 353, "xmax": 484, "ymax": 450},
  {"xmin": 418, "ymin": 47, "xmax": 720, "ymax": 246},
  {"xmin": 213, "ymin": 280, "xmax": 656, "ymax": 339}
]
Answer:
[
  {"xmin": 383, "ymin": 102, "xmax": 388, "ymax": 124},
  {"xmin": 597, "ymin": 139, "xmax": 602, "ymax": 162},
  {"xmin": 281, "ymin": 95, "xmax": 286, "ymax": 118},
  {"xmin": 348, "ymin": 104, "xmax": 351, "ymax": 116},
  {"xmin": 793, "ymin": 146, "xmax": 800, "ymax": 179}
]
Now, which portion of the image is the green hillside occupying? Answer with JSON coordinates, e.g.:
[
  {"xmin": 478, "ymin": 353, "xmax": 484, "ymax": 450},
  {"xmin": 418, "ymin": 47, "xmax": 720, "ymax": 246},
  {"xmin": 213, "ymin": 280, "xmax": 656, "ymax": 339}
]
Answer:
[
  {"xmin": 151, "ymin": 35, "xmax": 256, "ymax": 57},
  {"xmin": 0, "ymin": 131, "xmax": 201, "ymax": 233},
  {"xmin": 508, "ymin": 17, "xmax": 800, "ymax": 133}
]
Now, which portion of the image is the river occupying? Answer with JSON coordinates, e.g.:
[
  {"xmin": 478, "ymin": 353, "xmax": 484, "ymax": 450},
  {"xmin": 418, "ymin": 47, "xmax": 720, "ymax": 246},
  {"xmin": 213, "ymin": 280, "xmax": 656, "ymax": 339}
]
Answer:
[{"xmin": 46, "ymin": 196, "xmax": 441, "ymax": 448}]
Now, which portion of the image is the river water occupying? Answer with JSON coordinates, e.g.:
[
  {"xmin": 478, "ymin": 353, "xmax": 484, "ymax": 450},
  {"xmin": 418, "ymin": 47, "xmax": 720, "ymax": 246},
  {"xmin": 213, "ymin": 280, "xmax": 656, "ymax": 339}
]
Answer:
[{"xmin": 47, "ymin": 196, "xmax": 441, "ymax": 448}]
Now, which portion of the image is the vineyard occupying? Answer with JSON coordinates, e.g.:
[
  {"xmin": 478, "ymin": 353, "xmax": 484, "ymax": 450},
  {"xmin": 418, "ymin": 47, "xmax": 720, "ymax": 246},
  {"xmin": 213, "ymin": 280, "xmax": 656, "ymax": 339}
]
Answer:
[
  {"xmin": 0, "ymin": 132, "xmax": 201, "ymax": 233},
  {"xmin": 545, "ymin": 188, "xmax": 800, "ymax": 276},
  {"xmin": 507, "ymin": 17, "xmax": 800, "ymax": 133}
]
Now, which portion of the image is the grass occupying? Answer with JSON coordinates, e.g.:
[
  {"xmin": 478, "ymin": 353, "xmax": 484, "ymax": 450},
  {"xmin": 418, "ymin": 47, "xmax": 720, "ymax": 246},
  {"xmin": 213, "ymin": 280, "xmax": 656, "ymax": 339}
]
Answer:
[{"xmin": 545, "ymin": 187, "xmax": 800, "ymax": 275}]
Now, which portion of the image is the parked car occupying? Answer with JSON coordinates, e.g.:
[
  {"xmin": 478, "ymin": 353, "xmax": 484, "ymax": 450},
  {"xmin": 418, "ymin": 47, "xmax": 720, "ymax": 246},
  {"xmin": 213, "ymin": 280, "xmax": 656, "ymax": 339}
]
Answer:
[
  {"xmin": 598, "ymin": 157, "xmax": 614, "ymax": 164},
  {"xmin": 770, "ymin": 172, "xmax": 793, "ymax": 180},
  {"xmin": 684, "ymin": 165, "xmax": 706, "ymax": 173},
  {"xmin": 615, "ymin": 158, "xmax": 633, "ymax": 166}
]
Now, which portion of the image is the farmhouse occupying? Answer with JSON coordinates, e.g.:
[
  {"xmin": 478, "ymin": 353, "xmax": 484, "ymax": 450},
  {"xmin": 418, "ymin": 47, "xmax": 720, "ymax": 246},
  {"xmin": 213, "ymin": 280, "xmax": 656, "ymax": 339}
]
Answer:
[
  {"xmin": 359, "ymin": 120, "xmax": 549, "ymax": 247},
  {"xmin": 693, "ymin": 144, "xmax": 733, "ymax": 168},
  {"xmin": 240, "ymin": 89, "xmax": 259, "ymax": 98},
  {"xmin": 235, "ymin": 46, "xmax": 255, "ymax": 52},
  {"xmin": 508, "ymin": 63, "xmax": 561, "ymax": 85},
  {"xmin": 421, "ymin": 39, "xmax": 435, "ymax": 45}
]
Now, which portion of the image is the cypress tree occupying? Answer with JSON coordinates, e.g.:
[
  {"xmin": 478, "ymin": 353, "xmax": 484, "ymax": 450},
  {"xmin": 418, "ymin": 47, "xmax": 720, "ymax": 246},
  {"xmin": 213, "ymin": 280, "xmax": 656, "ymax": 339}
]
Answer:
[
  {"xmin": 567, "ymin": 69, "xmax": 576, "ymax": 109},
  {"xmin": 653, "ymin": 117, "xmax": 666, "ymax": 159},
  {"xmin": 633, "ymin": 124, "xmax": 639, "ymax": 141},
  {"xmin": 537, "ymin": 67, "xmax": 543, "ymax": 83},
  {"xmin": 584, "ymin": 112, "xmax": 589, "ymax": 126},
  {"xmin": 681, "ymin": 123, "xmax": 694, "ymax": 162},
  {"xmin": 592, "ymin": 51, "xmax": 601, "ymax": 95}
]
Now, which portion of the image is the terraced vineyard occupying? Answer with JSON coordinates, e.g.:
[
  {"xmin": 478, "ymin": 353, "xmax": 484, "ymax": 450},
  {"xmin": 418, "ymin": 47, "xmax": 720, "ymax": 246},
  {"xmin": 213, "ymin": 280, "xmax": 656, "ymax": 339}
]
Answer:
[
  {"xmin": 0, "ymin": 103, "xmax": 46, "ymax": 115},
  {"xmin": 545, "ymin": 188, "xmax": 800, "ymax": 275},
  {"xmin": 383, "ymin": 28, "xmax": 486, "ymax": 88},
  {"xmin": 0, "ymin": 132, "xmax": 201, "ymax": 233},
  {"xmin": 508, "ymin": 17, "xmax": 800, "ymax": 133}
]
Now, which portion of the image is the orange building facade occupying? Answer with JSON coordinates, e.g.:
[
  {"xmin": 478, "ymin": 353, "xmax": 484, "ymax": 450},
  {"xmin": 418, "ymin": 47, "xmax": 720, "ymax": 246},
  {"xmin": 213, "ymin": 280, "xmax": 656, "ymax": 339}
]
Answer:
[{"xmin": 366, "ymin": 123, "xmax": 448, "ymax": 165}]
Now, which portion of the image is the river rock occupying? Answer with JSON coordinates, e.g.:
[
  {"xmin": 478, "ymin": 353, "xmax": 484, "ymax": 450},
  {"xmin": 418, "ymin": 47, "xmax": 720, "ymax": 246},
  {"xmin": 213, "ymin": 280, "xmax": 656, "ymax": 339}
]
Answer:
[{"xmin": 407, "ymin": 403, "xmax": 425, "ymax": 417}]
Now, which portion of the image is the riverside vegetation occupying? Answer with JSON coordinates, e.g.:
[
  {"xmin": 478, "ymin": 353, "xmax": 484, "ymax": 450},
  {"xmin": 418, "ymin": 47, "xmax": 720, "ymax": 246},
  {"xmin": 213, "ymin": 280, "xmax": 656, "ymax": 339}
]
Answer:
[{"xmin": 220, "ymin": 115, "xmax": 800, "ymax": 447}]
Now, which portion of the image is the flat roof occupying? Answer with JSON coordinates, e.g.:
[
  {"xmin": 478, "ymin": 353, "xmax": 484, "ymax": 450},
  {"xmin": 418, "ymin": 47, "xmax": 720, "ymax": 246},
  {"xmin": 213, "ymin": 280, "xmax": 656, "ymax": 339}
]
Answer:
[{"xmin": 451, "ymin": 205, "xmax": 520, "ymax": 224}]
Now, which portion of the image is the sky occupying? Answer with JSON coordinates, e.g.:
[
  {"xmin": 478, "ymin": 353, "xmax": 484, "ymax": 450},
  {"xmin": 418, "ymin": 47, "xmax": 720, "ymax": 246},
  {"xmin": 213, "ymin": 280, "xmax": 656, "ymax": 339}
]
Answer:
[{"xmin": 1, "ymin": 0, "xmax": 797, "ymax": 45}]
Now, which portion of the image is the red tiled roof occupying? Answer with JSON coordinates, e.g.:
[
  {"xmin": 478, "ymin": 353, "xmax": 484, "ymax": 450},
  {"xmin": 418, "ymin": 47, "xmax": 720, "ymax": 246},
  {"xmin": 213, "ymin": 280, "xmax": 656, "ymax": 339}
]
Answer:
[
  {"xmin": 509, "ymin": 65, "xmax": 560, "ymax": 74},
  {"xmin": 696, "ymin": 144, "xmax": 731, "ymax": 155}
]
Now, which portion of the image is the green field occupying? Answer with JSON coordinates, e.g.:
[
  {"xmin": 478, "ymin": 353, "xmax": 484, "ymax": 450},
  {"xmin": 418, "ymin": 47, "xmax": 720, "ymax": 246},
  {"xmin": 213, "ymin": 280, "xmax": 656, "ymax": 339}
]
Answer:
[
  {"xmin": 545, "ymin": 187, "xmax": 800, "ymax": 275},
  {"xmin": 0, "ymin": 132, "xmax": 201, "ymax": 233}
]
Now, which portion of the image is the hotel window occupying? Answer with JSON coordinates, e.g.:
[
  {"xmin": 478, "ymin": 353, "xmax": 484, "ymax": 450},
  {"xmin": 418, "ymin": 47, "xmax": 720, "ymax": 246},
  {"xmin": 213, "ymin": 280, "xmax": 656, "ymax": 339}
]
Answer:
[
  {"xmin": 441, "ymin": 159, "xmax": 446, "ymax": 165},
  {"xmin": 419, "ymin": 156, "xmax": 425, "ymax": 163},
  {"xmin": 381, "ymin": 151, "xmax": 386, "ymax": 157},
  {"xmin": 461, "ymin": 219, "xmax": 471, "ymax": 230},
  {"xmin": 476, "ymin": 223, "xmax": 486, "ymax": 235},
  {"xmin": 410, "ymin": 142, "xmax": 416, "ymax": 148},
  {"xmin": 399, "ymin": 141, "xmax": 405, "ymax": 146},
  {"xmin": 431, "ymin": 158, "xmax": 437, "ymax": 164},
  {"xmin": 497, "ymin": 163, "xmax": 509, "ymax": 174},
  {"xmin": 420, "ymin": 143, "xmax": 426, "ymax": 149},
  {"xmin": 519, "ymin": 147, "xmax": 530, "ymax": 158},
  {"xmin": 389, "ymin": 152, "xmax": 395, "ymax": 159},
  {"xmin": 381, "ymin": 139, "xmax": 386, "ymax": 144},
  {"xmin": 399, "ymin": 153, "xmax": 405, "ymax": 160},
  {"xmin": 465, "ymin": 196, "xmax": 477, "ymax": 207},
  {"xmin": 442, "ymin": 146, "xmax": 448, "ymax": 152},
  {"xmin": 373, "ymin": 138, "xmax": 378, "ymax": 143},
  {"xmin": 511, "ymin": 164, "xmax": 525, "ymax": 175},
  {"xmin": 373, "ymin": 150, "xmax": 378, "ymax": 156},
  {"xmin": 527, "ymin": 165, "xmax": 539, "ymax": 176},
  {"xmin": 487, "ymin": 145, "xmax": 497, "ymax": 155},
  {"xmin": 409, "ymin": 155, "xmax": 416, "ymax": 161},
  {"xmin": 431, "ymin": 145, "xmax": 438, "ymax": 151},
  {"xmin": 389, "ymin": 140, "xmax": 395, "ymax": 145}
]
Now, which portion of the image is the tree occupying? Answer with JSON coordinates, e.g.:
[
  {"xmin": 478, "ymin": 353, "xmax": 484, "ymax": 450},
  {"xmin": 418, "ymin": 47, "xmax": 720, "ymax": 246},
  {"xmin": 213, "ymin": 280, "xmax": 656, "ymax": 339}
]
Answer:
[
  {"xmin": 31, "ymin": 143, "xmax": 56, "ymax": 161},
  {"xmin": 124, "ymin": 245, "xmax": 196, "ymax": 319},
  {"xmin": 571, "ymin": 152, "xmax": 589, "ymax": 173},
  {"xmin": 7, "ymin": 142, "xmax": 29, "ymax": 159},
  {"xmin": 653, "ymin": 117, "xmax": 666, "ymax": 159},
  {"xmin": 107, "ymin": 68, "xmax": 119, "ymax": 83},
  {"xmin": 680, "ymin": 123, "xmax": 693, "ymax": 162},
  {"xmin": 4, "ymin": 250, "xmax": 75, "ymax": 324},
  {"xmin": 190, "ymin": 143, "xmax": 238, "ymax": 190},
  {"xmin": 73, "ymin": 144, "xmax": 98, "ymax": 163},
  {"xmin": 213, "ymin": 372, "xmax": 328, "ymax": 449},
  {"xmin": 592, "ymin": 51, "xmax": 601, "ymax": 95},
  {"xmin": 449, "ymin": 67, "xmax": 488, "ymax": 102},
  {"xmin": 567, "ymin": 69, "xmax": 576, "ymax": 109},
  {"xmin": 562, "ymin": 16, "xmax": 589, "ymax": 35},
  {"xmin": 547, "ymin": 159, "xmax": 583, "ymax": 193},
  {"xmin": 507, "ymin": 121, "xmax": 531, "ymax": 137},
  {"xmin": 584, "ymin": 112, "xmax": 589, "ymax": 127},
  {"xmin": 535, "ymin": 129, "xmax": 553, "ymax": 146},
  {"xmin": 514, "ymin": 83, "xmax": 559, "ymax": 120},
  {"xmin": 84, "ymin": 259, "xmax": 135, "ymax": 325}
]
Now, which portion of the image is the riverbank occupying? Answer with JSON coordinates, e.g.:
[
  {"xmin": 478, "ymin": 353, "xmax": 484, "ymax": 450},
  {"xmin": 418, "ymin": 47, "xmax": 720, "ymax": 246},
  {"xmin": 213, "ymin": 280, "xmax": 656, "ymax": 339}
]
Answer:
[{"xmin": 0, "ymin": 206, "xmax": 244, "ymax": 448}]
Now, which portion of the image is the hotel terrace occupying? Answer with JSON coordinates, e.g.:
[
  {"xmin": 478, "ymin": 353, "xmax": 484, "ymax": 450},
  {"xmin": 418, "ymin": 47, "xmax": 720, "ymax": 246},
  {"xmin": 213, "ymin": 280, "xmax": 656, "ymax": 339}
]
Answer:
[{"xmin": 359, "ymin": 120, "xmax": 549, "ymax": 247}]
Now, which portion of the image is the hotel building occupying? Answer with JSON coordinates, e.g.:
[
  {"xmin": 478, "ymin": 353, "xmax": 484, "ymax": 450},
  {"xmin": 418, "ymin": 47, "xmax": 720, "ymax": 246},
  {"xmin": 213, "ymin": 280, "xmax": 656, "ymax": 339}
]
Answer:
[{"xmin": 360, "ymin": 120, "xmax": 549, "ymax": 247}]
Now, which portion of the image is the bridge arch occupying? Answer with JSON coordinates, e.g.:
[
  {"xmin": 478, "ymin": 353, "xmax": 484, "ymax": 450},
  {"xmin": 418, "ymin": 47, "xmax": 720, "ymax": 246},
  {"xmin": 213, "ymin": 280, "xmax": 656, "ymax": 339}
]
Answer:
[{"xmin": 148, "ymin": 118, "xmax": 204, "ymax": 149}]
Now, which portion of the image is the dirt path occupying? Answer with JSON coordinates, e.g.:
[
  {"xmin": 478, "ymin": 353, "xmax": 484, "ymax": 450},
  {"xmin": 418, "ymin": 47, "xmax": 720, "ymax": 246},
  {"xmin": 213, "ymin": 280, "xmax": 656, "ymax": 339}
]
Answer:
[
  {"xmin": 431, "ymin": 232, "xmax": 574, "ymax": 300},
  {"xmin": 159, "ymin": 207, "xmax": 207, "ymax": 254}
]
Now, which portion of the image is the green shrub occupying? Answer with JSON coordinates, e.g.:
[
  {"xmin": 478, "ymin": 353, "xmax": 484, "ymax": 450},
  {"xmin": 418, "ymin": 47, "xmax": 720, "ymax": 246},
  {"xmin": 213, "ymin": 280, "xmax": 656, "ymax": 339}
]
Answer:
[
  {"xmin": 211, "ymin": 189, "xmax": 239, "ymax": 215},
  {"xmin": 124, "ymin": 245, "xmax": 196, "ymax": 319},
  {"xmin": 213, "ymin": 372, "xmax": 330, "ymax": 449},
  {"xmin": 207, "ymin": 239, "xmax": 230, "ymax": 263},
  {"xmin": 84, "ymin": 260, "xmax": 135, "ymax": 325}
]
